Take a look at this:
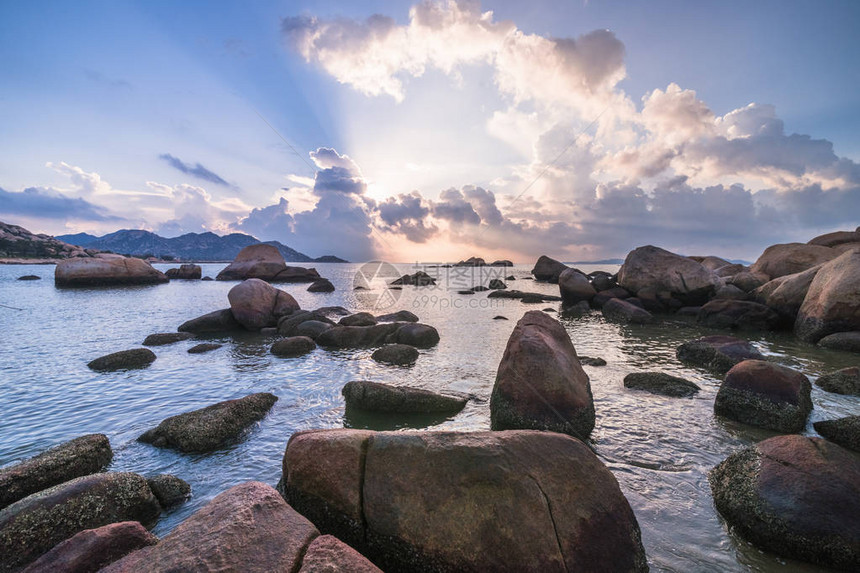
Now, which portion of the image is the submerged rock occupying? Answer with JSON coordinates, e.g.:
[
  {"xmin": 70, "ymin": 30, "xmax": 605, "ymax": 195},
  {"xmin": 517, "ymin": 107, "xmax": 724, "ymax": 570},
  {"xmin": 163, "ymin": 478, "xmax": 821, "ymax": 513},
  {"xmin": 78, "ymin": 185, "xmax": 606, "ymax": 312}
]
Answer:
[
  {"xmin": 696, "ymin": 299, "xmax": 781, "ymax": 330},
  {"xmin": 282, "ymin": 429, "xmax": 648, "ymax": 573},
  {"xmin": 216, "ymin": 244, "xmax": 320, "ymax": 282},
  {"xmin": 602, "ymin": 298, "xmax": 654, "ymax": 324},
  {"xmin": 307, "ymin": 278, "xmax": 335, "ymax": 293},
  {"xmin": 715, "ymin": 360, "xmax": 812, "ymax": 433},
  {"xmin": 490, "ymin": 311, "xmax": 595, "ymax": 440},
  {"xmin": 138, "ymin": 393, "xmax": 278, "ymax": 453},
  {"xmin": 143, "ymin": 332, "xmax": 193, "ymax": 346},
  {"xmin": 0, "ymin": 472, "xmax": 161, "ymax": 572},
  {"xmin": 487, "ymin": 289, "xmax": 563, "ymax": 302},
  {"xmin": 178, "ymin": 308, "xmax": 241, "ymax": 334},
  {"xmin": 371, "ymin": 344, "xmax": 419, "ymax": 366},
  {"xmin": 814, "ymin": 367, "xmax": 860, "ymax": 396},
  {"xmin": 88, "ymin": 348, "xmax": 156, "ymax": 372},
  {"xmin": 342, "ymin": 381, "xmax": 466, "ymax": 413},
  {"xmin": 228, "ymin": 278, "xmax": 300, "ymax": 330},
  {"xmin": 817, "ymin": 331, "xmax": 860, "ymax": 352},
  {"xmin": 55, "ymin": 255, "xmax": 168, "ymax": 288},
  {"xmin": 165, "ymin": 264, "xmax": 201, "ymax": 280},
  {"xmin": 21, "ymin": 521, "xmax": 158, "ymax": 573},
  {"xmin": 17, "ymin": 275, "xmax": 39, "ymax": 281},
  {"xmin": 389, "ymin": 271, "xmax": 436, "ymax": 286},
  {"xmin": 271, "ymin": 336, "xmax": 316, "ymax": 358},
  {"xmin": 146, "ymin": 474, "xmax": 191, "ymax": 509},
  {"xmin": 530, "ymin": 255, "xmax": 569, "ymax": 282},
  {"xmin": 375, "ymin": 309, "xmax": 419, "ymax": 323},
  {"xmin": 103, "ymin": 482, "xmax": 319, "ymax": 573},
  {"xmin": 709, "ymin": 435, "xmax": 860, "ymax": 570},
  {"xmin": 814, "ymin": 416, "xmax": 860, "ymax": 452},
  {"xmin": 0, "ymin": 434, "xmax": 113, "ymax": 510},
  {"xmin": 623, "ymin": 372, "xmax": 700, "ymax": 397},
  {"xmin": 676, "ymin": 335, "xmax": 765, "ymax": 374},
  {"xmin": 794, "ymin": 250, "xmax": 860, "ymax": 342},
  {"xmin": 579, "ymin": 356, "xmax": 607, "ymax": 366},
  {"xmin": 187, "ymin": 343, "xmax": 222, "ymax": 354},
  {"xmin": 339, "ymin": 312, "xmax": 377, "ymax": 327}
]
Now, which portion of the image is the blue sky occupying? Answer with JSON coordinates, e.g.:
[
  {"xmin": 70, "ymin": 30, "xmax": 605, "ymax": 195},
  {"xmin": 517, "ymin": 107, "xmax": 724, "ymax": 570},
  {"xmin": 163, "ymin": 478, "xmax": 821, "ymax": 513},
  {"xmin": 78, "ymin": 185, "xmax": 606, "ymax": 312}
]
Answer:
[{"xmin": 1, "ymin": 0, "xmax": 858, "ymax": 261}]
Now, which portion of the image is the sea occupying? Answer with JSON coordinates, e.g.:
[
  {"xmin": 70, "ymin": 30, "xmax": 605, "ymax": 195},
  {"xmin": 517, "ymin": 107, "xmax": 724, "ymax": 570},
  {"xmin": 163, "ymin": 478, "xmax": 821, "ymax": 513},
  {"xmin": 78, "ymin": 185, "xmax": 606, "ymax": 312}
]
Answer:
[{"xmin": 1, "ymin": 262, "xmax": 856, "ymax": 572}]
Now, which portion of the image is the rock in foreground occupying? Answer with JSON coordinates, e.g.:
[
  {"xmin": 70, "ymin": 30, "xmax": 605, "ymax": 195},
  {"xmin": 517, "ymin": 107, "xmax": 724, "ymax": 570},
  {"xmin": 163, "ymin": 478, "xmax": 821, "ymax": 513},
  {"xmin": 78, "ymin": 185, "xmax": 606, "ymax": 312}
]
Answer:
[
  {"xmin": 55, "ymin": 255, "xmax": 168, "ymax": 288},
  {"xmin": 88, "ymin": 348, "xmax": 156, "ymax": 372},
  {"xmin": 794, "ymin": 249, "xmax": 860, "ymax": 342},
  {"xmin": 817, "ymin": 331, "xmax": 860, "ymax": 352},
  {"xmin": 491, "ymin": 311, "xmax": 595, "ymax": 440},
  {"xmin": 138, "ymin": 393, "xmax": 277, "ymax": 453},
  {"xmin": 0, "ymin": 434, "xmax": 113, "ymax": 510},
  {"xmin": 623, "ymin": 372, "xmax": 700, "ymax": 397},
  {"xmin": 282, "ymin": 429, "xmax": 647, "ymax": 573},
  {"xmin": 814, "ymin": 367, "xmax": 860, "ymax": 396},
  {"xmin": 814, "ymin": 416, "xmax": 860, "ymax": 452},
  {"xmin": 228, "ymin": 278, "xmax": 300, "ymax": 330},
  {"xmin": 715, "ymin": 360, "xmax": 812, "ymax": 433},
  {"xmin": 676, "ymin": 335, "xmax": 765, "ymax": 374},
  {"xmin": 342, "ymin": 381, "xmax": 466, "ymax": 414},
  {"xmin": 0, "ymin": 472, "xmax": 161, "ymax": 573},
  {"xmin": 21, "ymin": 521, "xmax": 158, "ymax": 573},
  {"xmin": 709, "ymin": 435, "xmax": 860, "ymax": 570},
  {"xmin": 146, "ymin": 475, "xmax": 191, "ymax": 509},
  {"xmin": 102, "ymin": 482, "xmax": 318, "ymax": 573}
]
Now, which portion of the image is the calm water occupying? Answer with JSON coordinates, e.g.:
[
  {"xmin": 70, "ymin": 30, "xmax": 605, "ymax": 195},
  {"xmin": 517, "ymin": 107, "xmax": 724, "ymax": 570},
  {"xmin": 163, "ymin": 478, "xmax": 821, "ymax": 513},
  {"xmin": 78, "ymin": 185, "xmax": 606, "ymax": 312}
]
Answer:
[{"xmin": 1, "ymin": 262, "xmax": 857, "ymax": 572}]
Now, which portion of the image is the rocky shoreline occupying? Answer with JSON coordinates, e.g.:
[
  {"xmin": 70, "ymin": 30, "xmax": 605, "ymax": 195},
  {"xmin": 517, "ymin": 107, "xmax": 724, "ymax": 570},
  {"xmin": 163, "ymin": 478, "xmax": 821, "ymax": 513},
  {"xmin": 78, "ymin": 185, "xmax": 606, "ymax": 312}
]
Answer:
[{"xmin": 1, "ymin": 229, "xmax": 859, "ymax": 571}]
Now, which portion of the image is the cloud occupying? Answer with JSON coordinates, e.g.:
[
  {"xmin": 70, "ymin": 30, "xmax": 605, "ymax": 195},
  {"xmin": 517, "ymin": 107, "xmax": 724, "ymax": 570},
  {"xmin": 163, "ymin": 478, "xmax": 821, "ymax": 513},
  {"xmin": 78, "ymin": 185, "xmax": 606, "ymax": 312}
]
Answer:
[
  {"xmin": 377, "ymin": 191, "xmax": 438, "ymax": 242},
  {"xmin": 0, "ymin": 186, "xmax": 125, "ymax": 222},
  {"xmin": 158, "ymin": 153, "xmax": 232, "ymax": 187},
  {"xmin": 148, "ymin": 182, "xmax": 250, "ymax": 237}
]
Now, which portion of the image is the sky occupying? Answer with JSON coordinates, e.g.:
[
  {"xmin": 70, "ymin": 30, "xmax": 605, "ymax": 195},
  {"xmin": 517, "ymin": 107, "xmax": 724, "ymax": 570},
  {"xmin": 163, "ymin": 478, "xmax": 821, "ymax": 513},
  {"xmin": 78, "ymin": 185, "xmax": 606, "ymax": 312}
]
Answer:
[{"xmin": 1, "ymin": 0, "xmax": 859, "ymax": 263}]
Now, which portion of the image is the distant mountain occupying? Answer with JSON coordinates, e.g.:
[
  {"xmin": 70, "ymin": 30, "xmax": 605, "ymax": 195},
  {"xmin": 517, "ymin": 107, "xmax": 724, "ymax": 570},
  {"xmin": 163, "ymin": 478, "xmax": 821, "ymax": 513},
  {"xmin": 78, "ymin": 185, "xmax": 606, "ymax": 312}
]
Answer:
[
  {"xmin": 57, "ymin": 229, "xmax": 348, "ymax": 263},
  {"xmin": 1, "ymin": 220, "xmax": 92, "ymax": 259}
]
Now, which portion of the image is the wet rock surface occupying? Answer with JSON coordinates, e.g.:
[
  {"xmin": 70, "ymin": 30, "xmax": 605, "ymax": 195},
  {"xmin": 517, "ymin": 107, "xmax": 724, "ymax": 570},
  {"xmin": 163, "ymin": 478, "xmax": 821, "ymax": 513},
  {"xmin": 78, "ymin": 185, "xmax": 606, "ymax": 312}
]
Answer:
[
  {"xmin": 814, "ymin": 366, "xmax": 860, "ymax": 396},
  {"xmin": 342, "ymin": 380, "xmax": 466, "ymax": 414},
  {"xmin": 88, "ymin": 348, "xmax": 156, "ymax": 372},
  {"xmin": 676, "ymin": 335, "xmax": 765, "ymax": 373},
  {"xmin": 623, "ymin": 372, "xmax": 700, "ymax": 397}
]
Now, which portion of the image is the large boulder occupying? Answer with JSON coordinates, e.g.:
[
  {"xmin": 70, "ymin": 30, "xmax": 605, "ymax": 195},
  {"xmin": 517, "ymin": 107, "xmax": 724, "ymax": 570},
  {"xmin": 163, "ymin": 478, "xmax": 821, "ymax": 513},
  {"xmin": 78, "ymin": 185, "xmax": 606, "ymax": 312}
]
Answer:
[
  {"xmin": 818, "ymin": 331, "xmax": 860, "ymax": 352},
  {"xmin": 749, "ymin": 242, "xmax": 838, "ymax": 279},
  {"xmin": 299, "ymin": 535, "xmax": 382, "ymax": 573},
  {"xmin": 617, "ymin": 245, "xmax": 720, "ymax": 304},
  {"xmin": 177, "ymin": 308, "xmax": 241, "ymax": 334},
  {"xmin": 530, "ymin": 255, "xmax": 568, "ymax": 282},
  {"xmin": 138, "ymin": 393, "xmax": 278, "ymax": 453},
  {"xmin": 794, "ymin": 249, "xmax": 860, "ymax": 342},
  {"xmin": 623, "ymin": 372, "xmax": 700, "ymax": 397},
  {"xmin": 602, "ymin": 298, "xmax": 654, "ymax": 324},
  {"xmin": 282, "ymin": 429, "xmax": 647, "ymax": 572},
  {"xmin": 88, "ymin": 348, "xmax": 156, "ymax": 372},
  {"xmin": 490, "ymin": 311, "xmax": 595, "ymax": 440},
  {"xmin": 165, "ymin": 264, "xmax": 201, "ymax": 280},
  {"xmin": 21, "ymin": 521, "xmax": 158, "ymax": 573},
  {"xmin": 696, "ymin": 299, "xmax": 781, "ymax": 330},
  {"xmin": 102, "ymin": 482, "xmax": 319, "ymax": 573},
  {"xmin": 0, "ymin": 434, "xmax": 113, "ymax": 510},
  {"xmin": 714, "ymin": 360, "xmax": 812, "ymax": 433},
  {"xmin": 216, "ymin": 244, "xmax": 319, "ymax": 282},
  {"xmin": 228, "ymin": 278, "xmax": 300, "ymax": 330},
  {"xmin": 807, "ymin": 229, "xmax": 860, "ymax": 248},
  {"xmin": 55, "ymin": 255, "xmax": 168, "ymax": 287},
  {"xmin": 558, "ymin": 268, "xmax": 596, "ymax": 305},
  {"xmin": 709, "ymin": 435, "xmax": 860, "ymax": 570},
  {"xmin": 814, "ymin": 416, "xmax": 860, "ymax": 452},
  {"xmin": 814, "ymin": 367, "xmax": 860, "ymax": 396},
  {"xmin": 752, "ymin": 265, "xmax": 821, "ymax": 322},
  {"xmin": 0, "ymin": 472, "xmax": 161, "ymax": 572},
  {"xmin": 676, "ymin": 335, "xmax": 765, "ymax": 374},
  {"xmin": 342, "ymin": 381, "xmax": 466, "ymax": 414}
]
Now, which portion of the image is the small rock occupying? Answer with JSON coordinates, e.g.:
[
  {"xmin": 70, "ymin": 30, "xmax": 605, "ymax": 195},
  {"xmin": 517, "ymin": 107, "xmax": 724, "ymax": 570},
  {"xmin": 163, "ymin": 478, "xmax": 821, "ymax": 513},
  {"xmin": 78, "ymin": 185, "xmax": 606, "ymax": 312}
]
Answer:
[
  {"xmin": 315, "ymin": 306, "xmax": 350, "ymax": 317},
  {"xmin": 187, "ymin": 343, "xmax": 222, "ymax": 354},
  {"xmin": 560, "ymin": 300, "xmax": 589, "ymax": 317},
  {"xmin": 339, "ymin": 312, "xmax": 377, "ymax": 327},
  {"xmin": 0, "ymin": 434, "xmax": 113, "ymax": 510},
  {"xmin": 17, "ymin": 275, "xmax": 40, "ymax": 280},
  {"xmin": 294, "ymin": 320, "xmax": 333, "ymax": 340},
  {"xmin": 278, "ymin": 310, "xmax": 336, "ymax": 336},
  {"xmin": 342, "ymin": 381, "xmax": 466, "ymax": 413},
  {"xmin": 602, "ymin": 298, "xmax": 654, "ymax": 324},
  {"xmin": 458, "ymin": 290, "xmax": 475, "ymax": 295},
  {"xmin": 165, "ymin": 264, "xmax": 202, "ymax": 280},
  {"xmin": 817, "ymin": 331, "xmax": 860, "ymax": 352},
  {"xmin": 389, "ymin": 271, "xmax": 436, "ymax": 286},
  {"xmin": 470, "ymin": 285, "xmax": 489, "ymax": 292},
  {"xmin": 143, "ymin": 332, "xmax": 193, "ymax": 346},
  {"xmin": 488, "ymin": 279, "xmax": 506, "ymax": 290},
  {"xmin": 715, "ymin": 360, "xmax": 812, "ymax": 432},
  {"xmin": 579, "ymin": 356, "xmax": 606, "ymax": 366},
  {"xmin": 271, "ymin": 336, "xmax": 317, "ymax": 358},
  {"xmin": 623, "ymin": 372, "xmax": 700, "ymax": 397},
  {"xmin": 88, "ymin": 348, "xmax": 156, "ymax": 372},
  {"xmin": 814, "ymin": 367, "xmax": 860, "ymax": 396},
  {"xmin": 371, "ymin": 344, "xmax": 419, "ymax": 366},
  {"xmin": 814, "ymin": 416, "xmax": 860, "ymax": 452},
  {"xmin": 307, "ymin": 278, "xmax": 335, "ymax": 293},
  {"xmin": 375, "ymin": 310, "xmax": 419, "ymax": 323},
  {"xmin": 146, "ymin": 474, "xmax": 191, "ymax": 508},
  {"xmin": 202, "ymin": 276, "xmax": 213, "ymax": 281},
  {"xmin": 138, "ymin": 393, "xmax": 278, "ymax": 453},
  {"xmin": 492, "ymin": 315, "xmax": 508, "ymax": 320},
  {"xmin": 531, "ymin": 255, "xmax": 569, "ymax": 282},
  {"xmin": 21, "ymin": 521, "xmax": 158, "ymax": 573},
  {"xmin": 676, "ymin": 335, "xmax": 765, "ymax": 374}
]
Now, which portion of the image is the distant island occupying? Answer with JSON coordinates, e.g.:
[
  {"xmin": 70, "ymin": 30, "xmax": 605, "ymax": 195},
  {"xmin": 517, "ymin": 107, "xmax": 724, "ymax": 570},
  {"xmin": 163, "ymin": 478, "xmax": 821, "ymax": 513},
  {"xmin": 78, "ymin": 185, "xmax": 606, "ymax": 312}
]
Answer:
[{"xmin": 0, "ymin": 220, "xmax": 347, "ymax": 263}]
